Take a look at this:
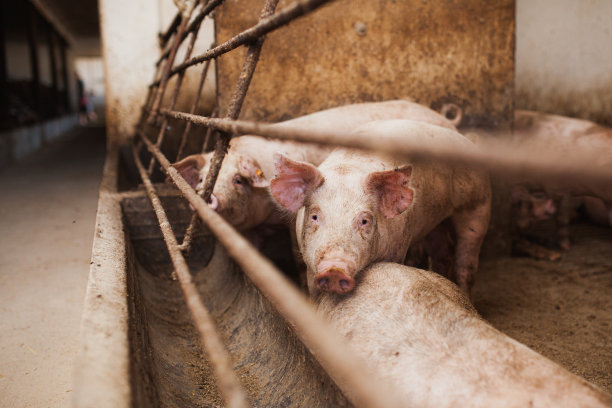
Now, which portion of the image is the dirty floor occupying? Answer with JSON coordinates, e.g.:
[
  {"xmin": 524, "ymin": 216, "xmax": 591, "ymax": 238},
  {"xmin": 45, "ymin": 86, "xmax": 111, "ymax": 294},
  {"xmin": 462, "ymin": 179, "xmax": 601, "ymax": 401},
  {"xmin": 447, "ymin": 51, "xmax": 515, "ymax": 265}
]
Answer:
[
  {"xmin": 473, "ymin": 222, "xmax": 612, "ymax": 393},
  {"xmin": 0, "ymin": 125, "xmax": 106, "ymax": 407}
]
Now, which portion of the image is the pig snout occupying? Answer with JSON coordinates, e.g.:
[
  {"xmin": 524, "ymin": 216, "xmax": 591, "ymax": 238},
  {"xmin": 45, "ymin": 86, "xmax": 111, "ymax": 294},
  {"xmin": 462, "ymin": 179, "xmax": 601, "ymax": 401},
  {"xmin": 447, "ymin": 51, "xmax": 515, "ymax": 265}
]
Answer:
[
  {"xmin": 534, "ymin": 199, "xmax": 556, "ymax": 220},
  {"xmin": 315, "ymin": 261, "xmax": 355, "ymax": 294},
  {"xmin": 206, "ymin": 193, "xmax": 219, "ymax": 211}
]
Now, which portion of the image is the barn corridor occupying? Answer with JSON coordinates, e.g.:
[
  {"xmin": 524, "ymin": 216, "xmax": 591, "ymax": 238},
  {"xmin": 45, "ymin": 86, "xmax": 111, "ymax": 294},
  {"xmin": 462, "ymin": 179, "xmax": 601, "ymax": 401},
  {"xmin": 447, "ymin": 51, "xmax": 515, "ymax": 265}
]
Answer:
[{"xmin": 0, "ymin": 126, "xmax": 106, "ymax": 407}]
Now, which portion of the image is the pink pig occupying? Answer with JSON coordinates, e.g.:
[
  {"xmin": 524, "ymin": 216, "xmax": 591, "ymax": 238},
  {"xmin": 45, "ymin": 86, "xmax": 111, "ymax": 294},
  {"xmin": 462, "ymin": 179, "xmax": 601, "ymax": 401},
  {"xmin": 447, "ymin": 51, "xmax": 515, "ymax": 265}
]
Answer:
[
  {"xmin": 270, "ymin": 119, "xmax": 491, "ymax": 297},
  {"xmin": 173, "ymin": 100, "xmax": 457, "ymax": 233}
]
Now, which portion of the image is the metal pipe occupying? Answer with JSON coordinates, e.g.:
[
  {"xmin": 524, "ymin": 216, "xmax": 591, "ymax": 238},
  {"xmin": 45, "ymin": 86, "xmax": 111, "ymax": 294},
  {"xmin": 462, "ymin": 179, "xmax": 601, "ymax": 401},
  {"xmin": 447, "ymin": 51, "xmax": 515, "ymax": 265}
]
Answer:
[
  {"xmin": 159, "ymin": 109, "xmax": 612, "ymax": 188},
  {"xmin": 131, "ymin": 142, "xmax": 250, "ymax": 408},
  {"xmin": 138, "ymin": 132, "xmax": 407, "ymax": 408},
  {"xmin": 146, "ymin": 21, "xmax": 203, "ymax": 175},
  {"xmin": 175, "ymin": 56, "xmax": 213, "ymax": 161},
  {"xmin": 156, "ymin": 0, "xmax": 224, "ymax": 67},
  {"xmin": 164, "ymin": 0, "xmax": 333, "ymax": 81},
  {"xmin": 181, "ymin": 0, "xmax": 279, "ymax": 255}
]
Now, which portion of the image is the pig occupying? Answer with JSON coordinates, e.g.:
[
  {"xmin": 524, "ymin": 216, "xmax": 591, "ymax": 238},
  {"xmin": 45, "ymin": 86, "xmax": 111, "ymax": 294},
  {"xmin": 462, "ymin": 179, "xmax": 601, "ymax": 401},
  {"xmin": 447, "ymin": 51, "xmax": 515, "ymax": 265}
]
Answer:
[
  {"xmin": 510, "ymin": 110, "xmax": 612, "ymax": 259},
  {"xmin": 317, "ymin": 262, "xmax": 612, "ymax": 408},
  {"xmin": 270, "ymin": 119, "xmax": 491, "ymax": 297},
  {"xmin": 173, "ymin": 100, "xmax": 458, "ymax": 233}
]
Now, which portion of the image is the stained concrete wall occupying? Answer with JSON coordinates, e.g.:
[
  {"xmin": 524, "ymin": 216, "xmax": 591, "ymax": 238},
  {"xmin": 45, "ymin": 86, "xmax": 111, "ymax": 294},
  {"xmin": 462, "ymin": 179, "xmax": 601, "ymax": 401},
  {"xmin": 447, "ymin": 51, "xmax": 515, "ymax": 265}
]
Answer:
[
  {"xmin": 516, "ymin": 0, "xmax": 612, "ymax": 126},
  {"xmin": 99, "ymin": 0, "xmax": 215, "ymax": 147}
]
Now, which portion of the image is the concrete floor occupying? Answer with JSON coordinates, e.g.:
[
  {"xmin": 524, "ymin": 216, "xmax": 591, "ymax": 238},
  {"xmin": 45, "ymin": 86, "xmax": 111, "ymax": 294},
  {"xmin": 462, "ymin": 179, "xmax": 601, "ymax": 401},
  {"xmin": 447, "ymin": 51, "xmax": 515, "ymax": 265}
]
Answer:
[{"xmin": 0, "ymin": 126, "xmax": 106, "ymax": 407}]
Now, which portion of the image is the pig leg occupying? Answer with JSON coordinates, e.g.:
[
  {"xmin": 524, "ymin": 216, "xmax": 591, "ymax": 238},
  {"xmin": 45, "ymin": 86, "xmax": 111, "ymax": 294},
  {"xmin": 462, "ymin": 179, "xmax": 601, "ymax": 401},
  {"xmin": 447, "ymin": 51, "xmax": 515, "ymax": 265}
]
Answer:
[
  {"xmin": 421, "ymin": 219, "xmax": 456, "ymax": 281},
  {"xmin": 451, "ymin": 201, "xmax": 490, "ymax": 297},
  {"xmin": 555, "ymin": 194, "xmax": 572, "ymax": 250},
  {"xmin": 512, "ymin": 237, "xmax": 562, "ymax": 261}
]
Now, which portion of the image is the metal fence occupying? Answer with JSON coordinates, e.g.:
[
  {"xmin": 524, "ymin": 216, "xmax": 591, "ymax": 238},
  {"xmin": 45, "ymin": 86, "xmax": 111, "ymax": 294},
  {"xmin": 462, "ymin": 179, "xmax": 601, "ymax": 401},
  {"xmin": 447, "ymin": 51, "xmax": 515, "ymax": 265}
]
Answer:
[{"xmin": 131, "ymin": 1, "xmax": 612, "ymax": 407}]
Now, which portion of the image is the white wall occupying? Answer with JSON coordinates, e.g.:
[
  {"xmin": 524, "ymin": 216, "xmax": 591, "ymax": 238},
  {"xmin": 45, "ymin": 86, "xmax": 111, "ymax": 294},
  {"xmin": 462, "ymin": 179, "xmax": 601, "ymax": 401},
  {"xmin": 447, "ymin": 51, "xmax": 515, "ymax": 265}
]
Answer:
[
  {"xmin": 516, "ymin": 0, "xmax": 612, "ymax": 125},
  {"xmin": 99, "ymin": 0, "xmax": 215, "ymax": 146}
]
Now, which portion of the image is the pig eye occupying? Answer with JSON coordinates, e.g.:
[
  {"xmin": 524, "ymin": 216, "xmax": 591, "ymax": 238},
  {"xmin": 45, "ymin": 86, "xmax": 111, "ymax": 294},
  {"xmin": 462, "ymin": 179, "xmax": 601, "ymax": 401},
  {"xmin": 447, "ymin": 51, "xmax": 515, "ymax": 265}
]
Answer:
[
  {"xmin": 233, "ymin": 175, "xmax": 245, "ymax": 185},
  {"xmin": 360, "ymin": 219, "xmax": 368, "ymax": 225},
  {"xmin": 312, "ymin": 214, "xmax": 318, "ymax": 221}
]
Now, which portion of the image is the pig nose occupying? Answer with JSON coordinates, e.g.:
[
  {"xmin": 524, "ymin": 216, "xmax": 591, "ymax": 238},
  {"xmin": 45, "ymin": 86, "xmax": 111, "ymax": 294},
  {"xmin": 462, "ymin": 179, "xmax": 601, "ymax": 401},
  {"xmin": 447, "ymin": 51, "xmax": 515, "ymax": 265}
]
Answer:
[
  {"xmin": 315, "ymin": 267, "xmax": 355, "ymax": 294},
  {"xmin": 206, "ymin": 193, "xmax": 219, "ymax": 210}
]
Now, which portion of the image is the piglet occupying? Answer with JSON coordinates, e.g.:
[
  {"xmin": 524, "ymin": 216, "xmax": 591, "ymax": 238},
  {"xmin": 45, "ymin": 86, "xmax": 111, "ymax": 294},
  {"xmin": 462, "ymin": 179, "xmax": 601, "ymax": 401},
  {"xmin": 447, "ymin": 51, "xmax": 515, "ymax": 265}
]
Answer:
[
  {"xmin": 316, "ymin": 262, "xmax": 612, "ymax": 408},
  {"xmin": 270, "ymin": 119, "xmax": 491, "ymax": 297},
  {"xmin": 510, "ymin": 110, "xmax": 612, "ymax": 259}
]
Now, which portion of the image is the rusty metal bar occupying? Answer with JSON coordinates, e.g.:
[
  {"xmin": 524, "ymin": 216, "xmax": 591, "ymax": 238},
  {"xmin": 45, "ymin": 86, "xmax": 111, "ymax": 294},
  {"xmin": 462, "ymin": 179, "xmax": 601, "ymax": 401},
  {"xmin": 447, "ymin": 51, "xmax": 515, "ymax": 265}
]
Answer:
[
  {"xmin": 177, "ymin": 108, "xmax": 218, "ymax": 253},
  {"xmin": 130, "ymin": 142, "xmax": 250, "ymax": 408},
  {"xmin": 179, "ymin": 0, "xmax": 279, "ymax": 255},
  {"xmin": 201, "ymin": 0, "xmax": 279, "ymax": 210},
  {"xmin": 175, "ymin": 57, "xmax": 213, "ymax": 161},
  {"xmin": 138, "ymin": 132, "xmax": 407, "ymax": 408},
  {"xmin": 159, "ymin": 109, "xmax": 612, "ymax": 188},
  {"xmin": 146, "ymin": 20, "xmax": 203, "ymax": 175},
  {"xmin": 147, "ymin": 9, "xmax": 192, "ymax": 125},
  {"xmin": 157, "ymin": 0, "xmax": 224, "ymax": 67},
  {"xmin": 158, "ymin": 13, "xmax": 182, "ymax": 50},
  {"xmin": 164, "ymin": 0, "xmax": 332, "ymax": 82}
]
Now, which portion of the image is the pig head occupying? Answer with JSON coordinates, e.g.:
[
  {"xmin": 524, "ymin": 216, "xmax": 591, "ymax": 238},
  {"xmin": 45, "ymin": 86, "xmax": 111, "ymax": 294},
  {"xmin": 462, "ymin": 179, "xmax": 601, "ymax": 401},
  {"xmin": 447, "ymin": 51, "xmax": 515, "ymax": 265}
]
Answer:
[
  {"xmin": 270, "ymin": 152, "xmax": 414, "ymax": 295},
  {"xmin": 173, "ymin": 150, "xmax": 273, "ymax": 230}
]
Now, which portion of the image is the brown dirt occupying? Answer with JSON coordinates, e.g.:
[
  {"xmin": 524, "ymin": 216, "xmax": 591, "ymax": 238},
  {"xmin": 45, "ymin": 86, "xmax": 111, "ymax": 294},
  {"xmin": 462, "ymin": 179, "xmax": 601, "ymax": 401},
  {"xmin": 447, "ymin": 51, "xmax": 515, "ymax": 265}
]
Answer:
[{"xmin": 473, "ymin": 222, "xmax": 612, "ymax": 393}]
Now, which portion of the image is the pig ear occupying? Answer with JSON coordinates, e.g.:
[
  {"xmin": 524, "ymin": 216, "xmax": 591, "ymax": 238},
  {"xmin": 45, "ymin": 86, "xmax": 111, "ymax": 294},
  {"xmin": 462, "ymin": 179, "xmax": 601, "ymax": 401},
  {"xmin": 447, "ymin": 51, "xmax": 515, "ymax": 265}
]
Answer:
[
  {"xmin": 270, "ymin": 153, "xmax": 323, "ymax": 213},
  {"xmin": 238, "ymin": 156, "xmax": 268, "ymax": 188},
  {"xmin": 172, "ymin": 154, "xmax": 206, "ymax": 188},
  {"xmin": 511, "ymin": 185, "xmax": 529, "ymax": 204},
  {"xmin": 366, "ymin": 166, "xmax": 414, "ymax": 219}
]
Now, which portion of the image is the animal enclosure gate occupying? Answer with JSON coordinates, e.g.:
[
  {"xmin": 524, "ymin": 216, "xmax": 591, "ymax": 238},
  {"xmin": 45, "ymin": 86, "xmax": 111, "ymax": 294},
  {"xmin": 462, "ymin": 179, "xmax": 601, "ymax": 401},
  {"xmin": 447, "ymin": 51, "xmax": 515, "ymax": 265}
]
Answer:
[{"xmin": 73, "ymin": 1, "xmax": 611, "ymax": 407}]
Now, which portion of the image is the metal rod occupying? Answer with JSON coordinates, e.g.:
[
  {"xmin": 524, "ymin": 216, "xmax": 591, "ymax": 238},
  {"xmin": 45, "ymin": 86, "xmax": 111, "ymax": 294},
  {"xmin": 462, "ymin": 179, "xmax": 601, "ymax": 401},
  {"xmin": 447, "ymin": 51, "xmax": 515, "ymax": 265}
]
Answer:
[
  {"xmin": 175, "ymin": 56, "xmax": 213, "ymax": 161},
  {"xmin": 159, "ymin": 109, "xmax": 612, "ymax": 188},
  {"xmin": 158, "ymin": 12, "xmax": 182, "ymax": 50},
  {"xmin": 181, "ymin": 0, "xmax": 279, "ymax": 255},
  {"xmin": 157, "ymin": 0, "xmax": 224, "ymax": 66},
  {"xmin": 177, "ymin": 110, "xmax": 217, "ymax": 253},
  {"xmin": 160, "ymin": 0, "xmax": 332, "ymax": 83},
  {"xmin": 147, "ymin": 9, "xmax": 192, "ymax": 125},
  {"xmin": 138, "ymin": 132, "xmax": 407, "ymax": 408},
  {"xmin": 147, "ymin": 16, "xmax": 203, "ymax": 175},
  {"xmin": 131, "ymin": 142, "xmax": 250, "ymax": 408},
  {"xmin": 200, "ymin": 0, "xmax": 279, "ymax": 210}
]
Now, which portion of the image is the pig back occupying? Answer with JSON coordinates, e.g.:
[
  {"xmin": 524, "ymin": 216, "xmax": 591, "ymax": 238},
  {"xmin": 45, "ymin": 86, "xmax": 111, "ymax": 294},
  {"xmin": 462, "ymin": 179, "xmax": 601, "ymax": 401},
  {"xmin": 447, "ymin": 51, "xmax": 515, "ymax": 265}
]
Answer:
[
  {"xmin": 513, "ymin": 110, "xmax": 612, "ymax": 202},
  {"xmin": 317, "ymin": 262, "xmax": 612, "ymax": 408}
]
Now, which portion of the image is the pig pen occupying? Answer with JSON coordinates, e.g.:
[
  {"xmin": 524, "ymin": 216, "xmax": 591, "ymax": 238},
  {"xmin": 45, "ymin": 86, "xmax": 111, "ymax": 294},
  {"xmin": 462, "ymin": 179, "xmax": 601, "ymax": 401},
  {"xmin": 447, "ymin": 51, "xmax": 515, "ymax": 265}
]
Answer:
[{"xmin": 74, "ymin": 0, "xmax": 611, "ymax": 406}]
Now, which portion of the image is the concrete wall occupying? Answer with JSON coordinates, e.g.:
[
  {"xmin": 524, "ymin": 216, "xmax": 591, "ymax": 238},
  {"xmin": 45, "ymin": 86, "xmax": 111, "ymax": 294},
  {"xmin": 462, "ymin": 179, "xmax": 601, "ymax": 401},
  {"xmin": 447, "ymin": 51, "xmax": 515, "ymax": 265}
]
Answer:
[
  {"xmin": 99, "ymin": 0, "xmax": 215, "ymax": 147},
  {"xmin": 516, "ymin": 0, "xmax": 612, "ymax": 125}
]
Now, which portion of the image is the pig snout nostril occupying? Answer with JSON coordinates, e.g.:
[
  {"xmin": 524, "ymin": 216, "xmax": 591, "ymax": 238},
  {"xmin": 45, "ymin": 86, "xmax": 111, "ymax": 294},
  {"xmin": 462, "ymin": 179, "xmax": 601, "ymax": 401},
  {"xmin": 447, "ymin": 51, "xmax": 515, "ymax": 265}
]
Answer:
[
  {"xmin": 339, "ymin": 279, "xmax": 350, "ymax": 289},
  {"xmin": 318, "ymin": 277, "xmax": 329, "ymax": 288},
  {"xmin": 206, "ymin": 194, "xmax": 219, "ymax": 210}
]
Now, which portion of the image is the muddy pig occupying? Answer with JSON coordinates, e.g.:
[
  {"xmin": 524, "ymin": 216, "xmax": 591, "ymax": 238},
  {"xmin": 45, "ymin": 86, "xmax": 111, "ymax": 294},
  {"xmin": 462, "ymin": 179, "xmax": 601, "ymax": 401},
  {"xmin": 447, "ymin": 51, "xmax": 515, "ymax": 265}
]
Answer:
[
  {"xmin": 510, "ymin": 110, "xmax": 612, "ymax": 260},
  {"xmin": 173, "ymin": 100, "xmax": 457, "ymax": 234},
  {"xmin": 317, "ymin": 262, "xmax": 612, "ymax": 408},
  {"xmin": 270, "ymin": 119, "xmax": 491, "ymax": 297}
]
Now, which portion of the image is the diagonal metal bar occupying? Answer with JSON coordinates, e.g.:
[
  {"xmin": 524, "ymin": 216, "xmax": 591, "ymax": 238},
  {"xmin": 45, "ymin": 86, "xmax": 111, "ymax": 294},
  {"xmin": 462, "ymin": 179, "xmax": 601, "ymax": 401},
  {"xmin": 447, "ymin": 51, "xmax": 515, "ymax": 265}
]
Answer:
[
  {"xmin": 131, "ymin": 142, "xmax": 250, "ymax": 408},
  {"xmin": 147, "ymin": 7, "xmax": 192, "ymax": 125},
  {"xmin": 180, "ymin": 0, "xmax": 279, "ymax": 255},
  {"xmin": 138, "ymin": 132, "xmax": 407, "ymax": 408},
  {"xmin": 156, "ymin": 0, "xmax": 224, "ymax": 67},
  {"xmin": 162, "ymin": 0, "xmax": 332, "ymax": 82},
  {"xmin": 175, "ymin": 56, "xmax": 213, "ymax": 161},
  {"xmin": 158, "ymin": 109, "xmax": 612, "ymax": 189},
  {"xmin": 147, "ymin": 18, "xmax": 204, "ymax": 175}
]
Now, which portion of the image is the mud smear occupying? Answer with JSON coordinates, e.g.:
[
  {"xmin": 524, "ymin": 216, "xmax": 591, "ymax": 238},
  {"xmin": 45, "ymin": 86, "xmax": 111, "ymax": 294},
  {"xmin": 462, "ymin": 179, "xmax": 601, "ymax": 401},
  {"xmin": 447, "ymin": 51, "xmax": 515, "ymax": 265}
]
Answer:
[{"xmin": 474, "ymin": 222, "xmax": 612, "ymax": 392}]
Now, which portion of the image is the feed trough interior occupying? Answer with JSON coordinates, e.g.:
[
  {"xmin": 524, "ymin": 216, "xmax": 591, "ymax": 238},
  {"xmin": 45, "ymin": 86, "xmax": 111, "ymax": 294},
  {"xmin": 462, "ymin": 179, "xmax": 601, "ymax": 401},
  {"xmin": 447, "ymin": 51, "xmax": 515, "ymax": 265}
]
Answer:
[{"xmin": 74, "ymin": 0, "xmax": 612, "ymax": 406}]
